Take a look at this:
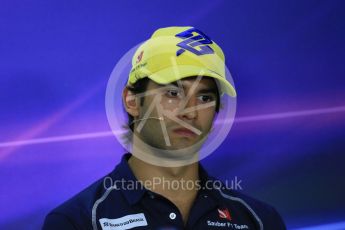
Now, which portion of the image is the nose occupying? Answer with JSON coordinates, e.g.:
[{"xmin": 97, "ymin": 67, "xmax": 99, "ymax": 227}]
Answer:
[{"xmin": 178, "ymin": 96, "xmax": 198, "ymax": 120}]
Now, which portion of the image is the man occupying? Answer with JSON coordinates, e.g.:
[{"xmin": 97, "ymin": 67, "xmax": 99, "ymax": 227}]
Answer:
[{"xmin": 43, "ymin": 26, "xmax": 286, "ymax": 229}]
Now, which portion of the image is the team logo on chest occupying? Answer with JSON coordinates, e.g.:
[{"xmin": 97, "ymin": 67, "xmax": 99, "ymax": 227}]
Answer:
[
  {"xmin": 99, "ymin": 213, "xmax": 148, "ymax": 230},
  {"xmin": 218, "ymin": 208, "xmax": 232, "ymax": 221},
  {"xmin": 206, "ymin": 208, "xmax": 250, "ymax": 229}
]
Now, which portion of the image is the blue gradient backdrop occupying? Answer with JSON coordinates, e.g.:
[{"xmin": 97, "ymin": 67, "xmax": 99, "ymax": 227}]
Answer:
[{"xmin": 1, "ymin": 0, "xmax": 345, "ymax": 229}]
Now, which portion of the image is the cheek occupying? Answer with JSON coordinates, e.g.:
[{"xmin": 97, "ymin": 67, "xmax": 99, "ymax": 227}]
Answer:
[
  {"xmin": 140, "ymin": 96, "xmax": 158, "ymax": 116},
  {"xmin": 199, "ymin": 109, "xmax": 216, "ymax": 126},
  {"xmin": 159, "ymin": 97, "xmax": 182, "ymax": 113}
]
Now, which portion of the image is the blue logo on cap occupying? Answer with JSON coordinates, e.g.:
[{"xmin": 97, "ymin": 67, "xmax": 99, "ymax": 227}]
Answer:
[{"xmin": 175, "ymin": 28, "xmax": 214, "ymax": 56}]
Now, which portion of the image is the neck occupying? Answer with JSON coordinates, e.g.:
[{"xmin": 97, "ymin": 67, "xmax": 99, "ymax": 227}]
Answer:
[
  {"xmin": 128, "ymin": 154, "xmax": 199, "ymax": 194},
  {"xmin": 129, "ymin": 135, "xmax": 200, "ymax": 195},
  {"xmin": 129, "ymin": 133, "xmax": 200, "ymax": 184}
]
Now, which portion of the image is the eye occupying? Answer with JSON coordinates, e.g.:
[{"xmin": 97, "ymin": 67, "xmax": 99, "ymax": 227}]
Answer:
[
  {"xmin": 165, "ymin": 89, "xmax": 182, "ymax": 98},
  {"xmin": 197, "ymin": 95, "xmax": 215, "ymax": 103}
]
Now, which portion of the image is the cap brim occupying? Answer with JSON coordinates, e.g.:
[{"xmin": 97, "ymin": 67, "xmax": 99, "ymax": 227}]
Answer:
[{"xmin": 147, "ymin": 65, "xmax": 236, "ymax": 97}]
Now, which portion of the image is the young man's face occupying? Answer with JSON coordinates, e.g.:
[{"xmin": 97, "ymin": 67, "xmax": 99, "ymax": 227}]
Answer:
[{"xmin": 133, "ymin": 76, "xmax": 218, "ymax": 152}]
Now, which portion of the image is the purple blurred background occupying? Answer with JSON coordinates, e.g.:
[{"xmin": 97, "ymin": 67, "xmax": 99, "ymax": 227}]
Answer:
[{"xmin": 1, "ymin": 0, "xmax": 345, "ymax": 229}]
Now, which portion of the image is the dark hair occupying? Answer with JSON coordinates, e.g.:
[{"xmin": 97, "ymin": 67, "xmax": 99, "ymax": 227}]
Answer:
[{"xmin": 124, "ymin": 76, "xmax": 221, "ymax": 132}]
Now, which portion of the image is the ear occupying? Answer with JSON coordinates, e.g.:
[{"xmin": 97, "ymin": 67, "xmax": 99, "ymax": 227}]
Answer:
[{"xmin": 122, "ymin": 87, "xmax": 140, "ymax": 117}]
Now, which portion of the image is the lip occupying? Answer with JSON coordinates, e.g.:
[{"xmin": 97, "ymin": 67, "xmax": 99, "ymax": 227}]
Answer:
[{"xmin": 172, "ymin": 128, "xmax": 197, "ymax": 137}]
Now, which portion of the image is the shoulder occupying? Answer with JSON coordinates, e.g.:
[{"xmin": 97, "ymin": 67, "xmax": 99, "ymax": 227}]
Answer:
[
  {"xmin": 203, "ymin": 173, "xmax": 286, "ymax": 230},
  {"xmin": 216, "ymin": 186, "xmax": 286, "ymax": 230},
  {"xmin": 42, "ymin": 172, "xmax": 118, "ymax": 229}
]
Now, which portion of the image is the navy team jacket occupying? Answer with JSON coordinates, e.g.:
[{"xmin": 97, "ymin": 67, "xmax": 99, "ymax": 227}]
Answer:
[{"xmin": 42, "ymin": 153, "xmax": 286, "ymax": 230}]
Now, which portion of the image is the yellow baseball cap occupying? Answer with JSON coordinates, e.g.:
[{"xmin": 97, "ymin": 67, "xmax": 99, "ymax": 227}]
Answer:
[{"xmin": 128, "ymin": 26, "xmax": 236, "ymax": 97}]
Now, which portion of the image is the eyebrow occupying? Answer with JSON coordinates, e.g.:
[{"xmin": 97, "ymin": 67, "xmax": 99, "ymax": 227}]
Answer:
[{"xmin": 164, "ymin": 82, "xmax": 218, "ymax": 94}]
